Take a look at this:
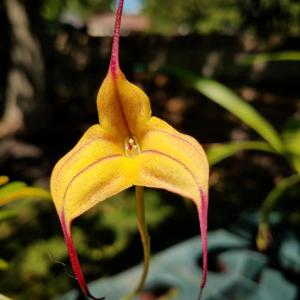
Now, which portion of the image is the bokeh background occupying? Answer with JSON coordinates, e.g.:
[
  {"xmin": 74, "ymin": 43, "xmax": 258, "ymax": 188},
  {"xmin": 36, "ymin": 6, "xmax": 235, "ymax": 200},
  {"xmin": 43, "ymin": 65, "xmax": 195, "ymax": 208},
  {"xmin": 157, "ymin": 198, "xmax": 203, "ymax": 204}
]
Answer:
[{"xmin": 0, "ymin": 0, "xmax": 299, "ymax": 299}]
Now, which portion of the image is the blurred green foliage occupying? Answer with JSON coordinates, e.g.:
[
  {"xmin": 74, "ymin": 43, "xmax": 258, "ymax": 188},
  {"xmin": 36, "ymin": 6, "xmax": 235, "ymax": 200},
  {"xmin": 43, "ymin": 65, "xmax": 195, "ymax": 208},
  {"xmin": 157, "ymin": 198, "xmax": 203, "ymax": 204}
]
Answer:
[
  {"xmin": 6, "ymin": 0, "xmax": 299, "ymax": 35},
  {"xmin": 169, "ymin": 52, "xmax": 300, "ymax": 249},
  {"xmin": 238, "ymin": 51, "xmax": 300, "ymax": 65},
  {"xmin": 0, "ymin": 181, "xmax": 51, "ymax": 206},
  {"xmin": 41, "ymin": 0, "xmax": 113, "ymax": 21},
  {"xmin": 0, "ymin": 185, "xmax": 176, "ymax": 299},
  {"xmin": 145, "ymin": 0, "xmax": 241, "ymax": 34},
  {"xmin": 144, "ymin": 0, "xmax": 300, "ymax": 35},
  {"xmin": 0, "ymin": 178, "xmax": 52, "ymax": 298},
  {"xmin": 0, "ymin": 294, "xmax": 12, "ymax": 300}
]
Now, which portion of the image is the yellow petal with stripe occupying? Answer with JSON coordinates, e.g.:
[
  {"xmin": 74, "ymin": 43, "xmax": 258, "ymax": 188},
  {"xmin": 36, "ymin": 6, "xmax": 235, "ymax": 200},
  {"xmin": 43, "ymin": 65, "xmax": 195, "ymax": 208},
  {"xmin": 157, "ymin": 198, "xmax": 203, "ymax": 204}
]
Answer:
[
  {"xmin": 139, "ymin": 117, "xmax": 209, "ymax": 196},
  {"xmin": 133, "ymin": 117, "xmax": 209, "ymax": 292},
  {"xmin": 50, "ymin": 124, "xmax": 131, "ymax": 224}
]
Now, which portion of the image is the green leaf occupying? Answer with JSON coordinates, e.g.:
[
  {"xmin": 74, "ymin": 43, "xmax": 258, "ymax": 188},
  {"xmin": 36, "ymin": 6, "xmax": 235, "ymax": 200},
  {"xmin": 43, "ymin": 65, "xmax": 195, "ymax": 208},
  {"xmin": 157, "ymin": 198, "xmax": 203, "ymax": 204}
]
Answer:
[
  {"xmin": 168, "ymin": 67, "xmax": 283, "ymax": 153},
  {"xmin": 257, "ymin": 174, "xmax": 300, "ymax": 250},
  {"xmin": 0, "ymin": 182, "xmax": 27, "ymax": 193},
  {"xmin": 0, "ymin": 182, "xmax": 51, "ymax": 206},
  {"xmin": 261, "ymin": 174, "xmax": 300, "ymax": 224},
  {"xmin": 0, "ymin": 258, "xmax": 9, "ymax": 270},
  {"xmin": 238, "ymin": 51, "xmax": 300, "ymax": 65},
  {"xmin": 0, "ymin": 176, "xmax": 9, "ymax": 186},
  {"xmin": 207, "ymin": 141, "xmax": 275, "ymax": 166},
  {"xmin": 0, "ymin": 294, "xmax": 13, "ymax": 300},
  {"xmin": 281, "ymin": 116, "xmax": 300, "ymax": 173},
  {"xmin": 0, "ymin": 210, "xmax": 18, "ymax": 221}
]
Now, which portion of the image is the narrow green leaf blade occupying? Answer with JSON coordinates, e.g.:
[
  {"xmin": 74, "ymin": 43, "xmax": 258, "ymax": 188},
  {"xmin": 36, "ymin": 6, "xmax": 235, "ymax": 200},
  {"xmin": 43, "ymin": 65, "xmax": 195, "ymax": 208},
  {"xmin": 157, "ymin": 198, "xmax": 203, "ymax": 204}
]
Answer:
[
  {"xmin": 0, "ymin": 258, "xmax": 9, "ymax": 270},
  {"xmin": 0, "ymin": 210, "xmax": 18, "ymax": 221},
  {"xmin": 261, "ymin": 174, "xmax": 300, "ymax": 224},
  {"xmin": 207, "ymin": 141, "xmax": 275, "ymax": 166},
  {"xmin": 169, "ymin": 67, "xmax": 283, "ymax": 153},
  {"xmin": 0, "ymin": 176, "xmax": 9, "ymax": 186},
  {"xmin": 281, "ymin": 116, "xmax": 300, "ymax": 174},
  {"xmin": 0, "ymin": 181, "xmax": 27, "ymax": 193},
  {"xmin": 0, "ymin": 294, "xmax": 13, "ymax": 300},
  {"xmin": 257, "ymin": 174, "xmax": 300, "ymax": 250},
  {"xmin": 238, "ymin": 51, "xmax": 300, "ymax": 65},
  {"xmin": 0, "ymin": 182, "xmax": 51, "ymax": 206}
]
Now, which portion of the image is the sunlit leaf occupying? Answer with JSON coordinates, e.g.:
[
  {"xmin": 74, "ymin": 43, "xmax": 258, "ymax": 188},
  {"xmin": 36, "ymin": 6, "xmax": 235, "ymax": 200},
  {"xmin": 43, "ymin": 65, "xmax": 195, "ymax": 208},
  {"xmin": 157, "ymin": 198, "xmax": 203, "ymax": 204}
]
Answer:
[
  {"xmin": 0, "ymin": 258, "xmax": 9, "ymax": 270},
  {"xmin": 168, "ymin": 67, "xmax": 283, "ymax": 153},
  {"xmin": 0, "ymin": 182, "xmax": 27, "ymax": 193},
  {"xmin": 0, "ymin": 182, "xmax": 51, "ymax": 206},
  {"xmin": 261, "ymin": 174, "xmax": 300, "ymax": 224},
  {"xmin": 257, "ymin": 174, "xmax": 300, "ymax": 250},
  {"xmin": 256, "ymin": 223, "xmax": 272, "ymax": 252},
  {"xmin": 0, "ymin": 176, "xmax": 9, "ymax": 186},
  {"xmin": 207, "ymin": 141, "xmax": 275, "ymax": 165},
  {"xmin": 281, "ymin": 116, "xmax": 300, "ymax": 173},
  {"xmin": 0, "ymin": 210, "xmax": 18, "ymax": 221},
  {"xmin": 0, "ymin": 294, "xmax": 13, "ymax": 300},
  {"xmin": 237, "ymin": 51, "xmax": 300, "ymax": 65}
]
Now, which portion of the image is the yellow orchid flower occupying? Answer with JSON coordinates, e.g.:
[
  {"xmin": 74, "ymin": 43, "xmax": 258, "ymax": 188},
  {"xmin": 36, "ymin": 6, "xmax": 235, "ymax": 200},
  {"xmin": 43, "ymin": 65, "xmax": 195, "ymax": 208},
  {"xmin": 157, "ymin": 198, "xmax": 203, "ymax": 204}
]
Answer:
[{"xmin": 50, "ymin": 1, "xmax": 209, "ymax": 299}]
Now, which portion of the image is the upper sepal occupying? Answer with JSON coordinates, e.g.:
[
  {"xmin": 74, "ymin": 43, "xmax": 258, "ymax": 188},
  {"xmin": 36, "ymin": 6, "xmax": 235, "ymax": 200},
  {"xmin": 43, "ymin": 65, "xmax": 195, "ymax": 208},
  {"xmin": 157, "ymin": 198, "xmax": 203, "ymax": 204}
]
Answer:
[{"xmin": 96, "ymin": 71, "xmax": 151, "ymax": 140}]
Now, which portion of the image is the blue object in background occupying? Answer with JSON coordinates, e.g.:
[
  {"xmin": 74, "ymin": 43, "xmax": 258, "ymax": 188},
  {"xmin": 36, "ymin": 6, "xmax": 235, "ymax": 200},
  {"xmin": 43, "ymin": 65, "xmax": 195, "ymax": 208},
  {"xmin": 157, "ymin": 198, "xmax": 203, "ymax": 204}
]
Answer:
[
  {"xmin": 279, "ymin": 232, "xmax": 300, "ymax": 273},
  {"xmin": 57, "ymin": 229, "xmax": 298, "ymax": 300}
]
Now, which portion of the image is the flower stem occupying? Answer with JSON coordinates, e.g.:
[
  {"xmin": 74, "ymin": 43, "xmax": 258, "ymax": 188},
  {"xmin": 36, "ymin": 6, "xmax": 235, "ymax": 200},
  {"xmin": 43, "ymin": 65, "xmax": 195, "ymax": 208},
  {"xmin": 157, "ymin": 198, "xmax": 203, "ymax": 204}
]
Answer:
[
  {"xmin": 122, "ymin": 186, "xmax": 150, "ymax": 300},
  {"xmin": 135, "ymin": 185, "xmax": 150, "ymax": 292}
]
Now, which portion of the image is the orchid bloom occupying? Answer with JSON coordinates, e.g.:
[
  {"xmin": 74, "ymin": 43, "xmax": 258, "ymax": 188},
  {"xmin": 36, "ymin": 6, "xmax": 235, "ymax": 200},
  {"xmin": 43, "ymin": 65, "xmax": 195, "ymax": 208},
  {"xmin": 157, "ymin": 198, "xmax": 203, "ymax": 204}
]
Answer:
[{"xmin": 50, "ymin": 1, "xmax": 209, "ymax": 299}]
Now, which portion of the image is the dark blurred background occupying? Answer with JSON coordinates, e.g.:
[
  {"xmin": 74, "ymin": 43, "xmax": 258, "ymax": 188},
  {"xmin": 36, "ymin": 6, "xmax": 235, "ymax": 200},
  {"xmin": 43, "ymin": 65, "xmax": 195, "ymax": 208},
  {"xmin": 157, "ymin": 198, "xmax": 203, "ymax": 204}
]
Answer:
[{"xmin": 0, "ymin": 0, "xmax": 299, "ymax": 299}]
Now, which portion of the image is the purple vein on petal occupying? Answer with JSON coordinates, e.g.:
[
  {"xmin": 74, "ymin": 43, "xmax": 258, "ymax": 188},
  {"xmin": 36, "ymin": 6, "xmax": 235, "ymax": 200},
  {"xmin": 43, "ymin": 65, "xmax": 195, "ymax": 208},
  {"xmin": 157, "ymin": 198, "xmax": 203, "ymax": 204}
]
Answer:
[
  {"xmin": 54, "ymin": 138, "xmax": 100, "ymax": 185},
  {"xmin": 145, "ymin": 128, "xmax": 207, "ymax": 168},
  {"xmin": 142, "ymin": 149, "xmax": 199, "ymax": 187},
  {"xmin": 142, "ymin": 149, "xmax": 208, "ymax": 299},
  {"xmin": 62, "ymin": 154, "xmax": 122, "ymax": 211},
  {"xmin": 60, "ymin": 212, "xmax": 105, "ymax": 300}
]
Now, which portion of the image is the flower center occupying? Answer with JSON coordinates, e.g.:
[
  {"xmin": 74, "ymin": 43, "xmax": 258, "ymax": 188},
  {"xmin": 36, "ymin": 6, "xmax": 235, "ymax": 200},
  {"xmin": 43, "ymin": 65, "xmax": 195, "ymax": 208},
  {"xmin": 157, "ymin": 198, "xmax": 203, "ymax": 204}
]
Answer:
[{"xmin": 125, "ymin": 136, "xmax": 141, "ymax": 157}]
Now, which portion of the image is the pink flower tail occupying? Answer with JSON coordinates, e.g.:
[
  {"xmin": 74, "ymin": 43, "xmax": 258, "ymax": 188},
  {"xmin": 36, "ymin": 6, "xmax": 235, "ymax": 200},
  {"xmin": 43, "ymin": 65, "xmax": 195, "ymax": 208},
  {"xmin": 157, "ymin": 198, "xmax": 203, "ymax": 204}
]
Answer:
[
  {"xmin": 109, "ymin": 0, "xmax": 124, "ymax": 76},
  {"xmin": 198, "ymin": 188, "xmax": 209, "ymax": 300},
  {"xmin": 61, "ymin": 213, "xmax": 105, "ymax": 300}
]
